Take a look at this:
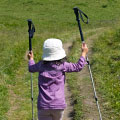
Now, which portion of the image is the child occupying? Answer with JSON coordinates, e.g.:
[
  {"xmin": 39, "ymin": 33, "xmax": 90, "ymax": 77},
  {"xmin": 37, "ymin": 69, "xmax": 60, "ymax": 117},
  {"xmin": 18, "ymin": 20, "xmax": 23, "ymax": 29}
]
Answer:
[{"xmin": 28, "ymin": 38, "xmax": 88, "ymax": 120}]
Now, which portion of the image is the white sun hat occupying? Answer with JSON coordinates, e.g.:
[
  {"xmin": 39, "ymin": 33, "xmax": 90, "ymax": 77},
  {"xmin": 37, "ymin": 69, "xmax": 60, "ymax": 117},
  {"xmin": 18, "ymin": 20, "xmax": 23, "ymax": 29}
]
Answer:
[{"xmin": 42, "ymin": 38, "xmax": 66, "ymax": 61}]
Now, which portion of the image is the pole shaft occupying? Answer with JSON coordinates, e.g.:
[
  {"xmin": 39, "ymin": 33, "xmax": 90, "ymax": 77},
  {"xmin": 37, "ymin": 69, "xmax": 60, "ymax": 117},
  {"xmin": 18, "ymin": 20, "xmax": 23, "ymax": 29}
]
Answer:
[
  {"xmin": 87, "ymin": 57, "xmax": 102, "ymax": 120},
  {"xmin": 31, "ymin": 73, "xmax": 34, "ymax": 120}
]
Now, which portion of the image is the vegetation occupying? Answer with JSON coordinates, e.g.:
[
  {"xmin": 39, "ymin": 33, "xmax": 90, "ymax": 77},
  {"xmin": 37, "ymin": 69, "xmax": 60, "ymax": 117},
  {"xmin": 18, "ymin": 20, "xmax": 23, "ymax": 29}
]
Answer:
[
  {"xmin": 0, "ymin": 0, "xmax": 120, "ymax": 119},
  {"xmin": 91, "ymin": 28, "xmax": 120, "ymax": 119}
]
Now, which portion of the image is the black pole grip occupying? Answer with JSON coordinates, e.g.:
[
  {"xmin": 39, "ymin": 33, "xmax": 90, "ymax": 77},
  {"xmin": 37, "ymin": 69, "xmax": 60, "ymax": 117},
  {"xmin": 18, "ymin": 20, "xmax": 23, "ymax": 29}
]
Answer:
[
  {"xmin": 28, "ymin": 19, "xmax": 32, "ymax": 33},
  {"xmin": 78, "ymin": 21, "xmax": 84, "ymax": 42},
  {"xmin": 29, "ymin": 38, "xmax": 32, "ymax": 51},
  {"xmin": 27, "ymin": 19, "xmax": 35, "ymax": 51},
  {"xmin": 73, "ymin": 7, "xmax": 84, "ymax": 42},
  {"xmin": 28, "ymin": 19, "xmax": 32, "ymax": 51},
  {"xmin": 73, "ymin": 7, "xmax": 79, "ymax": 21}
]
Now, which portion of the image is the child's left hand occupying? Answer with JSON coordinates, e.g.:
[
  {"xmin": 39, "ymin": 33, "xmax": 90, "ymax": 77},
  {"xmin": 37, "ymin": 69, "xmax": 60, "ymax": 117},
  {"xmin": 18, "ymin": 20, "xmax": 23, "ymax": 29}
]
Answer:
[{"xmin": 28, "ymin": 51, "xmax": 34, "ymax": 60}]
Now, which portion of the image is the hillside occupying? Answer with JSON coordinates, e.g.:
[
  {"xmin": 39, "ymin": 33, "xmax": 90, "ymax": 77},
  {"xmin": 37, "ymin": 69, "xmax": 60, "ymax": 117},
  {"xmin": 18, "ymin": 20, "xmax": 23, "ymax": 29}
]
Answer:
[{"xmin": 0, "ymin": 0, "xmax": 120, "ymax": 119}]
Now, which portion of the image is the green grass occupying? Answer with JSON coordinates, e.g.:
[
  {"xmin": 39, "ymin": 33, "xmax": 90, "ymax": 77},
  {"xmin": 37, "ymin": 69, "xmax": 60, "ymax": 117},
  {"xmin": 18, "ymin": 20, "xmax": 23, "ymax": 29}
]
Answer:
[
  {"xmin": 91, "ymin": 28, "xmax": 120, "ymax": 120},
  {"xmin": 0, "ymin": 0, "xmax": 120, "ymax": 119}
]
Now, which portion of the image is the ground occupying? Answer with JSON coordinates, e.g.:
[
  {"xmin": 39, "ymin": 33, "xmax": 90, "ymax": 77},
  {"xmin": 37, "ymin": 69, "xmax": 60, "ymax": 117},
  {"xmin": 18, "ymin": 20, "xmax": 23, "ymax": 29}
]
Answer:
[{"xmin": 62, "ymin": 28, "xmax": 105, "ymax": 120}]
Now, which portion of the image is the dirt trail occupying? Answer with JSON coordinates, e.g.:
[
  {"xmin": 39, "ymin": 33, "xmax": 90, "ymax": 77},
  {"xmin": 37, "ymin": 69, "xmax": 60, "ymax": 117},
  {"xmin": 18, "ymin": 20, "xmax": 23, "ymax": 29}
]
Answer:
[
  {"xmin": 78, "ymin": 31, "xmax": 106, "ymax": 120},
  {"xmin": 63, "ymin": 28, "xmax": 105, "ymax": 120},
  {"xmin": 63, "ymin": 42, "xmax": 73, "ymax": 120},
  {"xmin": 77, "ymin": 33, "xmax": 102, "ymax": 120}
]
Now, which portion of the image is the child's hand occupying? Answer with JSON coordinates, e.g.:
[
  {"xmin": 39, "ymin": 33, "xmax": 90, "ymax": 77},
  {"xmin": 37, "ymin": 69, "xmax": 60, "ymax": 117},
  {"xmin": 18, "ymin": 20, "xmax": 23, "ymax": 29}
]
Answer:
[
  {"xmin": 28, "ymin": 51, "xmax": 34, "ymax": 60},
  {"xmin": 81, "ymin": 43, "xmax": 88, "ymax": 58}
]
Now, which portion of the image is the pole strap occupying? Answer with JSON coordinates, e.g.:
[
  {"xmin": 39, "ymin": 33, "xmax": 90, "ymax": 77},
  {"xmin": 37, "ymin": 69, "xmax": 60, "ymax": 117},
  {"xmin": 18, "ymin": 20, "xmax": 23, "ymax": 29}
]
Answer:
[
  {"xmin": 73, "ymin": 7, "xmax": 89, "ymax": 24},
  {"xmin": 78, "ymin": 9, "xmax": 89, "ymax": 24}
]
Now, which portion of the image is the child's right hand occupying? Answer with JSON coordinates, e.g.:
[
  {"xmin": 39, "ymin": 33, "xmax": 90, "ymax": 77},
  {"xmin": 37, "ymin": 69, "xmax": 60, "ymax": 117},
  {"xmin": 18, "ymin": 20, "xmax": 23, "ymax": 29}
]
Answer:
[
  {"xmin": 28, "ymin": 51, "xmax": 34, "ymax": 60},
  {"xmin": 81, "ymin": 43, "xmax": 88, "ymax": 58}
]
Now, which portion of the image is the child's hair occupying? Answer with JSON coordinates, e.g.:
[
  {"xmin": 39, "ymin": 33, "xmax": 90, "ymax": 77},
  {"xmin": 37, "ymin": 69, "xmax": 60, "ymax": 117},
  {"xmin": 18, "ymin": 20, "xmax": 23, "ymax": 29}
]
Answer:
[{"xmin": 43, "ymin": 57, "xmax": 67, "ymax": 65}]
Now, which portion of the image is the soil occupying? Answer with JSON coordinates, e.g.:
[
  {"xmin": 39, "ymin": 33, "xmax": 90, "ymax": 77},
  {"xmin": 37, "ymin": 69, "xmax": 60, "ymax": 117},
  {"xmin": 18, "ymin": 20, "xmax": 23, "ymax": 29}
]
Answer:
[{"xmin": 63, "ymin": 42, "xmax": 73, "ymax": 120}]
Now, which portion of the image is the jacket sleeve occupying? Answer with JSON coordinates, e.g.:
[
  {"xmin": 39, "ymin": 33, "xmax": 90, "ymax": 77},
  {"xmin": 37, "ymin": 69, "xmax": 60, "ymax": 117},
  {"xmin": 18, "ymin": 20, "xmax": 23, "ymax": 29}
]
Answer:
[
  {"xmin": 63, "ymin": 56, "xmax": 87, "ymax": 72},
  {"xmin": 28, "ymin": 60, "xmax": 40, "ymax": 73}
]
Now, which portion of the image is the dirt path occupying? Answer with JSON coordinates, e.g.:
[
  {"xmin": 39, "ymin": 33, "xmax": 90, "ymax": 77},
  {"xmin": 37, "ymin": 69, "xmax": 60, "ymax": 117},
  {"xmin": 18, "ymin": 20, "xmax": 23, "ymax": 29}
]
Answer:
[
  {"xmin": 79, "ymin": 29, "xmax": 107, "ymax": 120},
  {"xmin": 63, "ymin": 40, "xmax": 99, "ymax": 120},
  {"xmin": 63, "ymin": 42, "xmax": 73, "ymax": 120},
  {"xmin": 63, "ymin": 28, "xmax": 105, "ymax": 120}
]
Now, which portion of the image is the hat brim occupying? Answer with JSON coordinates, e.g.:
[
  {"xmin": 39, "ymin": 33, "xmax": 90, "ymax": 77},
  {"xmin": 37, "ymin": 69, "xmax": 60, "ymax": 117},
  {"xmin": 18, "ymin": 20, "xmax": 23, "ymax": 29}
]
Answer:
[{"xmin": 42, "ymin": 50, "xmax": 66, "ymax": 61}]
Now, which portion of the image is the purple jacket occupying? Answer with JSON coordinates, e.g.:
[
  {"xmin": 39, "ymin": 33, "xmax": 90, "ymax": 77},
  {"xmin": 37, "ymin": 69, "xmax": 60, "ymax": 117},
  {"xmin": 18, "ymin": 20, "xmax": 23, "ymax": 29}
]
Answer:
[{"xmin": 29, "ymin": 56, "xmax": 86, "ymax": 110}]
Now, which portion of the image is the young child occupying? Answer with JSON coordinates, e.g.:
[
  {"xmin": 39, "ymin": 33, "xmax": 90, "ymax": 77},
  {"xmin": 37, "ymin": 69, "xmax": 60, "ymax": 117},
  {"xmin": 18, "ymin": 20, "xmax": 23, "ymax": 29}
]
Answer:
[{"xmin": 28, "ymin": 38, "xmax": 88, "ymax": 120}]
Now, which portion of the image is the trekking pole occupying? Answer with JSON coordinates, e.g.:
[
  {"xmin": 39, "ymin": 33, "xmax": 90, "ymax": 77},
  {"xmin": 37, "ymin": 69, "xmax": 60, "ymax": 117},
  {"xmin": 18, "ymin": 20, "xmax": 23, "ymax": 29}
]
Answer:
[
  {"xmin": 73, "ymin": 7, "xmax": 103, "ymax": 120},
  {"xmin": 27, "ymin": 19, "xmax": 35, "ymax": 120}
]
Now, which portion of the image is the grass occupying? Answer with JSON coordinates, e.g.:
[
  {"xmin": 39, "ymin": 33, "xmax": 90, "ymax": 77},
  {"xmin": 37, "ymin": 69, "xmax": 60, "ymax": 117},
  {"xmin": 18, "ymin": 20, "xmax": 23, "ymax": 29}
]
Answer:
[
  {"xmin": 91, "ymin": 28, "xmax": 120, "ymax": 119},
  {"xmin": 0, "ymin": 0, "xmax": 120, "ymax": 119}
]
